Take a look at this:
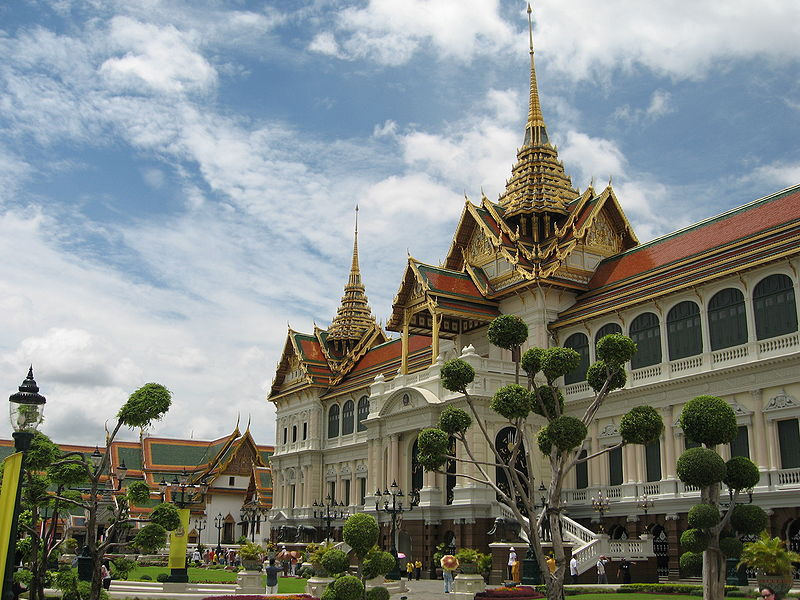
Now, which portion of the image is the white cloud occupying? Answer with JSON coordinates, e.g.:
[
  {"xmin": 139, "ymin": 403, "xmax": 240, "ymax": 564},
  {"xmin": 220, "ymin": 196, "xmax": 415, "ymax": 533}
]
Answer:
[
  {"xmin": 743, "ymin": 161, "xmax": 800, "ymax": 189},
  {"xmin": 308, "ymin": 32, "xmax": 341, "ymax": 57},
  {"xmin": 646, "ymin": 90, "xmax": 673, "ymax": 118},
  {"xmin": 100, "ymin": 17, "xmax": 218, "ymax": 94}
]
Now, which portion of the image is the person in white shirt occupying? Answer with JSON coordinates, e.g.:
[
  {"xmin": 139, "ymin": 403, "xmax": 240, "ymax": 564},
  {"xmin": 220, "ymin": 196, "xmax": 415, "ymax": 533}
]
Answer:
[
  {"xmin": 596, "ymin": 556, "xmax": 610, "ymax": 584},
  {"xmin": 507, "ymin": 547, "xmax": 517, "ymax": 580},
  {"xmin": 569, "ymin": 555, "xmax": 579, "ymax": 584}
]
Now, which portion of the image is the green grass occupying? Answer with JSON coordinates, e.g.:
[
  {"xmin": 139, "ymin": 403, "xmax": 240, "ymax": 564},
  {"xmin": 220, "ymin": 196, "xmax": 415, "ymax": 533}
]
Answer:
[{"xmin": 126, "ymin": 566, "xmax": 307, "ymax": 591}]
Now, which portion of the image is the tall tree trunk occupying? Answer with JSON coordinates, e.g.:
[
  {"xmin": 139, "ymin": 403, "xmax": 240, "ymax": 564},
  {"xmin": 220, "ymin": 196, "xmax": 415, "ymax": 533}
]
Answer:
[{"xmin": 702, "ymin": 480, "xmax": 725, "ymax": 600}]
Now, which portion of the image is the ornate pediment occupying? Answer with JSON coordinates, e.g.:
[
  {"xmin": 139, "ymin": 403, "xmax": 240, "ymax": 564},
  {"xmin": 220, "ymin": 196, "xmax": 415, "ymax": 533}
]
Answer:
[
  {"xmin": 599, "ymin": 423, "xmax": 620, "ymax": 438},
  {"xmin": 466, "ymin": 228, "xmax": 494, "ymax": 264},
  {"xmin": 764, "ymin": 391, "xmax": 798, "ymax": 412},
  {"xmin": 584, "ymin": 210, "xmax": 622, "ymax": 254}
]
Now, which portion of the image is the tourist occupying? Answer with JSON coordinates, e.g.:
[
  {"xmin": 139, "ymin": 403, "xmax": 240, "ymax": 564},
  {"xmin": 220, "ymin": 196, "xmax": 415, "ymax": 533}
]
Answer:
[
  {"xmin": 415, "ymin": 559, "xmax": 422, "ymax": 580},
  {"xmin": 507, "ymin": 547, "xmax": 517, "ymax": 580},
  {"xmin": 406, "ymin": 560, "xmax": 414, "ymax": 580},
  {"xmin": 264, "ymin": 557, "xmax": 282, "ymax": 596},
  {"xmin": 760, "ymin": 586, "xmax": 776, "ymax": 600},
  {"xmin": 192, "ymin": 548, "xmax": 201, "ymax": 566},
  {"xmin": 569, "ymin": 555, "xmax": 579, "ymax": 584},
  {"xmin": 101, "ymin": 560, "xmax": 112, "ymax": 590},
  {"xmin": 441, "ymin": 555, "xmax": 459, "ymax": 593},
  {"xmin": 596, "ymin": 556, "xmax": 610, "ymax": 584},
  {"xmin": 546, "ymin": 554, "xmax": 556, "ymax": 574},
  {"xmin": 617, "ymin": 558, "xmax": 631, "ymax": 584}
]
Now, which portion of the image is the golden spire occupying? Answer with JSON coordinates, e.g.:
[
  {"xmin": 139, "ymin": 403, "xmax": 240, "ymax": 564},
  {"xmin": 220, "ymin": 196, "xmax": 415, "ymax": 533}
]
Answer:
[
  {"xmin": 498, "ymin": 2, "xmax": 577, "ymax": 220},
  {"xmin": 524, "ymin": 3, "xmax": 548, "ymax": 147},
  {"xmin": 327, "ymin": 205, "xmax": 377, "ymax": 353}
]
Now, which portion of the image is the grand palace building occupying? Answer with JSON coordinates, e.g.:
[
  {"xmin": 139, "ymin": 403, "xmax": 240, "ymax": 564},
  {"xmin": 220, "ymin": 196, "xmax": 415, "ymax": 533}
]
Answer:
[{"xmin": 267, "ymin": 7, "xmax": 800, "ymax": 580}]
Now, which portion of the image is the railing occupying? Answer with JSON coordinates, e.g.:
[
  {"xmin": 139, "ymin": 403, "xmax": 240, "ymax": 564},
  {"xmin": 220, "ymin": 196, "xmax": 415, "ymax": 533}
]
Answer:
[
  {"xmin": 713, "ymin": 344, "xmax": 748, "ymax": 364},
  {"xmin": 640, "ymin": 482, "xmax": 662, "ymax": 495},
  {"xmin": 776, "ymin": 467, "xmax": 800, "ymax": 486},
  {"xmin": 670, "ymin": 356, "xmax": 702, "ymax": 374},
  {"xmin": 565, "ymin": 381, "xmax": 591, "ymax": 395},
  {"xmin": 759, "ymin": 332, "xmax": 799, "ymax": 354},
  {"xmin": 606, "ymin": 486, "xmax": 623, "ymax": 498},
  {"xmin": 571, "ymin": 538, "xmax": 600, "ymax": 573},
  {"xmin": 561, "ymin": 514, "xmax": 597, "ymax": 545},
  {"xmin": 631, "ymin": 365, "xmax": 661, "ymax": 381}
]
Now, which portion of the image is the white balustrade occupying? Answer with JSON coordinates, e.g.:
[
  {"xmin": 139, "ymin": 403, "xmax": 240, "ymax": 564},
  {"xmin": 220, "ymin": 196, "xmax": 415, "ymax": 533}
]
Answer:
[
  {"xmin": 670, "ymin": 356, "xmax": 702, "ymax": 374},
  {"xmin": 712, "ymin": 344, "xmax": 748, "ymax": 364},
  {"xmin": 758, "ymin": 332, "xmax": 800, "ymax": 355}
]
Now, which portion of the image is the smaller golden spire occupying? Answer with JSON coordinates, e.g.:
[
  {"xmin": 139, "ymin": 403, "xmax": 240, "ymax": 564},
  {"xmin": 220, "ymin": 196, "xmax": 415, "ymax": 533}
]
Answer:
[{"xmin": 524, "ymin": 2, "xmax": 548, "ymax": 147}]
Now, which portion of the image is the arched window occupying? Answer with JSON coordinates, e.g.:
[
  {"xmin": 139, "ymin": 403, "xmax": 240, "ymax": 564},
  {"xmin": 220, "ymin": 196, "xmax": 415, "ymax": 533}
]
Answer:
[
  {"xmin": 564, "ymin": 333, "xmax": 589, "ymax": 384},
  {"xmin": 630, "ymin": 312, "xmax": 662, "ymax": 369},
  {"xmin": 327, "ymin": 405, "xmax": 340, "ymax": 439},
  {"xmin": 667, "ymin": 301, "xmax": 702, "ymax": 360},
  {"xmin": 595, "ymin": 323, "xmax": 622, "ymax": 348},
  {"xmin": 754, "ymin": 274, "xmax": 798, "ymax": 340},
  {"xmin": 708, "ymin": 288, "xmax": 747, "ymax": 350},
  {"xmin": 342, "ymin": 400, "xmax": 355, "ymax": 435},
  {"xmin": 357, "ymin": 396, "xmax": 369, "ymax": 432}
]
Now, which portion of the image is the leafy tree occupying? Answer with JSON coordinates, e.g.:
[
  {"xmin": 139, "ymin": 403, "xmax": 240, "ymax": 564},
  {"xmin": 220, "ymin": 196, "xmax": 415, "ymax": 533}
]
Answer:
[
  {"xmin": 18, "ymin": 383, "xmax": 178, "ymax": 600},
  {"xmin": 417, "ymin": 321, "xmax": 663, "ymax": 600},
  {"xmin": 676, "ymin": 395, "xmax": 763, "ymax": 600}
]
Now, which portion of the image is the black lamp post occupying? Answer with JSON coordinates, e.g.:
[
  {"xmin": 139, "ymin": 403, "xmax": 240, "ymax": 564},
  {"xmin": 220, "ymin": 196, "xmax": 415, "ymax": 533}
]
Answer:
[
  {"xmin": 194, "ymin": 518, "xmax": 206, "ymax": 550},
  {"xmin": 313, "ymin": 495, "xmax": 347, "ymax": 542},
  {"xmin": 3, "ymin": 367, "xmax": 47, "ymax": 600},
  {"xmin": 375, "ymin": 480, "xmax": 418, "ymax": 580},
  {"xmin": 240, "ymin": 504, "xmax": 265, "ymax": 543},
  {"xmin": 166, "ymin": 469, "xmax": 208, "ymax": 583},
  {"xmin": 214, "ymin": 513, "xmax": 224, "ymax": 555},
  {"xmin": 637, "ymin": 494, "xmax": 654, "ymax": 527},
  {"xmin": 592, "ymin": 490, "xmax": 610, "ymax": 533}
]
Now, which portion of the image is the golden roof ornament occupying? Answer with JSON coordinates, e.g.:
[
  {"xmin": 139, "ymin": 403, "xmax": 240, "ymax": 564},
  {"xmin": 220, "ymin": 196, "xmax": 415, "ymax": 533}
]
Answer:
[
  {"xmin": 498, "ymin": 2, "xmax": 577, "ymax": 220},
  {"xmin": 327, "ymin": 205, "xmax": 378, "ymax": 352}
]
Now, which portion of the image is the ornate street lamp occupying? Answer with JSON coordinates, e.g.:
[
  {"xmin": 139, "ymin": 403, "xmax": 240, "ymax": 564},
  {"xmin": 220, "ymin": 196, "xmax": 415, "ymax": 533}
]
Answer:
[
  {"xmin": 214, "ymin": 513, "xmax": 224, "ymax": 556},
  {"xmin": 240, "ymin": 504, "xmax": 265, "ymax": 543},
  {"xmin": 3, "ymin": 367, "xmax": 47, "ymax": 600},
  {"xmin": 637, "ymin": 494, "xmax": 654, "ymax": 518},
  {"xmin": 194, "ymin": 518, "xmax": 206, "ymax": 548},
  {"xmin": 592, "ymin": 490, "xmax": 610, "ymax": 533},
  {"xmin": 375, "ymin": 480, "xmax": 418, "ymax": 580},
  {"xmin": 313, "ymin": 495, "xmax": 348, "ymax": 542}
]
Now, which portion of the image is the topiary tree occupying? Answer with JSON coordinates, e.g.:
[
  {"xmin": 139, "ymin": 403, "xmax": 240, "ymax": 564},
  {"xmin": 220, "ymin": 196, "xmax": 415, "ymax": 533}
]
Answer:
[
  {"xmin": 417, "ymin": 322, "xmax": 663, "ymax": 600},
  {"xmin": 488, "ymin": 314, "xmax": 529, "ymax": 384},
  {"xmin": 676, "ymin": 395, "xmax": 764, "ymax": 600},
  {"xmin": 320, "ymin": 513, "xmax": 394, "ymax": 600}
]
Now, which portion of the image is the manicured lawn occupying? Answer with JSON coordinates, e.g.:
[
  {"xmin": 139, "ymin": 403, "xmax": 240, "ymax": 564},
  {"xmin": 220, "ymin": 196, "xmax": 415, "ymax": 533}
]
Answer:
[{"xmin": 126, "ymin": 566, "xmax": 307, "ymax": 591}]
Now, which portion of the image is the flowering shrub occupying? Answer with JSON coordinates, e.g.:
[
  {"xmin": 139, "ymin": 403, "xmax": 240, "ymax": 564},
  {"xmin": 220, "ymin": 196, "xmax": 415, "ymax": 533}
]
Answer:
[
  {"xmin": 475, "ymin": 587, "xmax": 545, "ymax": 599},
  {"xmin": 202, "ymin": 595, "xmax": 318, "ymax": 600}
]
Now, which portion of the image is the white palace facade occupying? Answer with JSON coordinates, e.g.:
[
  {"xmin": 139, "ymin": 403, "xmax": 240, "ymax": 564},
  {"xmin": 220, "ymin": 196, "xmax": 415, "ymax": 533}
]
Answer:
[{"xmin": 267, "ymin": 8, "xmax": 800, "ymax": 581}]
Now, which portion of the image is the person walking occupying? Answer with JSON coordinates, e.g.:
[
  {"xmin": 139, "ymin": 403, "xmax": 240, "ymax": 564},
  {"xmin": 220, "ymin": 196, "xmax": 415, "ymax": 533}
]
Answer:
[
  {"xmin": 441, "ymin": 555, "xmax": 459, "ymax": 593},
  {"xmin": 101, "ymin": 560, "xmax": 112, "ymax": 590},
  {"xmin": 192, "ymin": 548, "xmax": 201, "ymax": 566},
  {"xmin": 264, "ymin": 557, "xmax": 282, "ymax": 596},
  {"xmin": 415, "ymin": 559, "xmax": 422, "ymax": 580},
  {"xmin": 406, "ymin": 560, "xmax": 414, "ymax": 580},
  {"xmin": 617, "ymin": 558, "xmax": 632, "ymax": 584},
  {"xmin": 596, "ymin": 556, "xmax": 610, "ymax": 584},
  {"xmin": 569, "ymin": 555, "xmax": 579, "ymax": 584},
  {"xmin": 546, "ymin": 554, "xmax": 556, "ymax": 574},
  {"xmin": 507, "ymin": 547, "xmax": 517, "ymax": 580}
]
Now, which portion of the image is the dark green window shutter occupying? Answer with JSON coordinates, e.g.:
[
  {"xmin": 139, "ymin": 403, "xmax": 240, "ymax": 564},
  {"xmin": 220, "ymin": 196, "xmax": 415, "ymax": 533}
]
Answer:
[
  {"xmin": 667, "ymin": 301, "xmax": 703, "ymax": 360},
  {"xmin": 730, "ymin": 425, "xmax": 750, "ymax": 459},
  {"xmin": 575, "ymin": 449, "xmax": 588, "ymax": 489},
  {"xmin": 708, "ymin": 288, "xmax": 747, "ymax": 350},
  {"xmin": 328, "ymin": 405, "xmax": 340, "ymax": 439},
  {"xmin": 777, "ymin": 418, "xmax": 800, "ymax": 469},
  {"xmin": 630, "ymin": 313, "xmax": 662, "ymax": 369},
  {"xmin": 645, "ymin": 439, "xmax": 662, "ymax": 482},
  {"xmin": 609, "ymin": 446, "xmax": 623, "ymax": 486},
  {"xmin": 595, "ymin": 323, "xmax": 622, "ymax": 347},
  {"xmin": 754, "ymin": 274, "xmax": 798, "ymax": 340},
  {"xmin": 564, "ymin": 333, "xmax": 589, "ymax": 384}
]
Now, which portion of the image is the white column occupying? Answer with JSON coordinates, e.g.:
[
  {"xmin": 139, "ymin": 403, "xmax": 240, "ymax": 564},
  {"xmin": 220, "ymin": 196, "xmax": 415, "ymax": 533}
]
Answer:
[
  {"xmin": 750, "ymin": 389, "xmax": 767, "ymax": 469},
  {"xmin": 663, "ymin": 407, "xmax": 676, "ymax": 478}
]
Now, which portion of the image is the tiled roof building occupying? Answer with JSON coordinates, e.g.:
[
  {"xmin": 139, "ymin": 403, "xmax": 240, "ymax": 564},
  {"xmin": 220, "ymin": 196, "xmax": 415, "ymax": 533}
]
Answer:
[{"xmin": 268, "ymin": 6, "xmax": 800, "ymax": 579}]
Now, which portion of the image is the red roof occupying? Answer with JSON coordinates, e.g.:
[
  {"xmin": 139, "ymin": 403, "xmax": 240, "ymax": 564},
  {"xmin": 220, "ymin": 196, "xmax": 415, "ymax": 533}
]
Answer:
[
  {"xmin": 297, "ymin": 337, "xmax": 327, "ymax": 363},
  {"xmin": 420, "ymin": 266, "xmax": 485, "ymax": 300},
  {"xmin": 590, "ymin": 187, "xmax": 800, "ymax": 289}
]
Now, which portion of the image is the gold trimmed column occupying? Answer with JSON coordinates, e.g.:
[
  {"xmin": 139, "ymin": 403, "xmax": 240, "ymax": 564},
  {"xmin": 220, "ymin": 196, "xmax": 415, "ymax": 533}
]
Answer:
[
  {"xmin": 401, "ymin": 314, "xmax": 410, "ymax": 374},
  {"xmin": 431, "ymin": 312, "xmax": 441, "ymax": 365}
]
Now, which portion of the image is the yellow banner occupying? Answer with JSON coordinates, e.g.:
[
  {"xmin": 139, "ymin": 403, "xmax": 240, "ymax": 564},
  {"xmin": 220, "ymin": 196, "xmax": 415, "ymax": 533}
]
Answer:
[
  {"xmin": 168, "ymin": 508, "xmax": 190, "ymax": 569},
  {"xmin": 0, "ymin": 452, "xmax": 24, "ymax": 579}
]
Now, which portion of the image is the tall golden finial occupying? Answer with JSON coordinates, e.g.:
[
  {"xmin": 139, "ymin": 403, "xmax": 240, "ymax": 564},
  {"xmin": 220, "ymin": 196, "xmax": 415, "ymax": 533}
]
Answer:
[{"xmin": 524, "ymin": 2, "xmax": 548, "ymax": 147}]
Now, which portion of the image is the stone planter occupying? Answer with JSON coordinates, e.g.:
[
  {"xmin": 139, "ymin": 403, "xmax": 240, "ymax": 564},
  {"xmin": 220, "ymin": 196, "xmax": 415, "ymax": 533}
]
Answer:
[
  {"xmin": 306, "ymin": 575, "xmax": 334, "ymax": 598},
  {"xmin": 460, "ymin": 563, "xmax": 479, "ymax": 574},
  {"xmin": 453, "ymin": 573, "xmax": 486, "ymax": 598},
  {"xmin": 241, "ymin": 559, "xmax": 262, "ymax": 571}
]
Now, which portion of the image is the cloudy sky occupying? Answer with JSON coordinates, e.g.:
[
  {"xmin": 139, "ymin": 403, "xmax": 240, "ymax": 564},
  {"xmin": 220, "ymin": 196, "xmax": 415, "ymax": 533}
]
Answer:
[{"xmin": 1, "ymin": 0, "xmax": 798, "ymax": 447}]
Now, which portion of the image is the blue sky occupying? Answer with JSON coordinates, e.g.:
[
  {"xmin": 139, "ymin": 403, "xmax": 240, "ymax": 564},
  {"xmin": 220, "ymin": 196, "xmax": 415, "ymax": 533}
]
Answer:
[{"xmin": 1, "ymin": 0, "xmax": 798, "ymax": 446}]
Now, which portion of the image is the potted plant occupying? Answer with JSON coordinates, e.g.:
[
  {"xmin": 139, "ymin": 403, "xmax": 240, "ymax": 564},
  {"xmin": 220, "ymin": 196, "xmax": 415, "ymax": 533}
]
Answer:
[
  {"xmin": 456, "ymin": 548, "xmax": 480, "ymax": 574},
  {"xmin": 238, "ymin": 541, "xmax": 263, "ymax": 571},
  {"xmin": 738, "ymin": 532, "xmax": 800, "ymax": 599}
]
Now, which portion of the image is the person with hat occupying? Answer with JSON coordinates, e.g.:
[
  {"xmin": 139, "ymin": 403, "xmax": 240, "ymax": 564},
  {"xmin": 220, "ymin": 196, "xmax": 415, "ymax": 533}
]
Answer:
[
  {"xmin": 507, "ymin": 547, "xmax": 517, "ymax": 580},
  {"xmin": 596, "ymin": 555, "xmax": 610, "ymax": 584}
]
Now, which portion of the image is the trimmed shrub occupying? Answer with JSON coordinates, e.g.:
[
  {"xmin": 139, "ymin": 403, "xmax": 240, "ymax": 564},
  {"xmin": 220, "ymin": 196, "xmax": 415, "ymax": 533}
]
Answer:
[
  {"xmin": 333, "ymin": 575, "xmax": 365, "ymax": 600},
  {"xmin": 322, "ymin": 585, "xmax": 337, "ymax": 600},
  {"xmin": 491, "ymin": 385, "xmax": 531, "ymax": 420},
  {"xmin": 730, "ymin": 504, "xmax": 768, "ymax": 535},
  {"xmin": 362, "ymin": 549, "xmax": 395, "ymax": 580},
  {"xmin": 537, "ymin": 426, "xmax": 553, "ymax": 455},
  {"xmin": 531, "ymin": 386, "xmax": 564, "ymax": 418},
  {"xmin": 681, "ymin": 528, "xmax": 709, "ymax": 553},
  {"xmin": 118, "ymin": 382, "xmax": 171, "ymax": 429},
  {"xmin": 366, "ymin": 587, "xmax": 391, "ymax": 600},
  {"xmin": 719, "ymin": 536, "xmax": 744, "ymax": 558},
  {"xmin": 595, "ymin": 334, "xmax": 637, "ymax": 366},
  {"xmin": 677, "ymin": 447, "xmax": 726, "ymax": 487},
  {"xmin": 521, "ymin": 348, "xmax": 544, "ymax": 377},
  {"xmin": 680, "ymin": 395, "xmax": 738, "ymax": 446},
  {"xmin": 488, "ymin": 315, "xmax": 528, "ymax": 350},
  {"xmin": 548, "ymin": 416, "xmax": 587, "ymax": 451},
  {"xmin": 417, "ymin": 428, "xmax": 450, "ymax": 470},
  {"xmin": 586, "ymin": 361, "xmax": 626, "ymax": 392},
  {"xmin": 680, "ymin": 552, "xmax": 703, "ymax": 577},
  {"xmin": 620, "ymin": 406, "xmax": 663, "ymax": 444},
  {"xmin": 724, "ymin": 456, "xmax": 760, "ymax": 491},
  {"xmin": 320, "ymin": 548, "xmax": 350, "ymax": 575},
  {"xmin": 342, "ymin": 513, "xmax": 379, "ymax": 558},
  {"xmin": 441, "ymin": 359, "xmax": 475, "ymax": 393},
  {"xmin": 688, "ymin": 503, "xmax": 721, "ymax": 529},
  {"xmin": 541, "ymin": 347, "xmax": 581, "ymax": 382},
  {"xmin": 156, "ymin": 573, "xmax": 169, "ymax": 583},
  {"xmin": 438, "ymin": 407, "xmax": 471, "ymax": 435}
]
